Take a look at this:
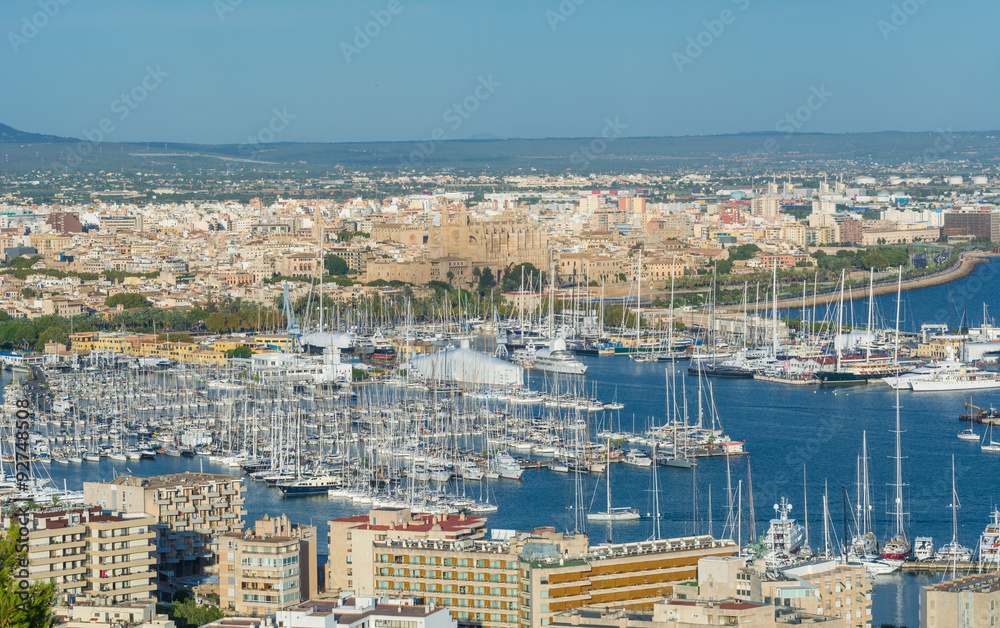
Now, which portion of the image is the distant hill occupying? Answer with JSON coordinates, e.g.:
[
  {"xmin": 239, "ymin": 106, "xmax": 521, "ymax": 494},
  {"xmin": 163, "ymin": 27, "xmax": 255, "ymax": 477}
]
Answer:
[
  {"xmin": 0, "ymin": 123, "xmax": 76, "ymax": 143},
  {"xmin": 1, "ymin": 122, "xmax": 998, "ymax": 174}
]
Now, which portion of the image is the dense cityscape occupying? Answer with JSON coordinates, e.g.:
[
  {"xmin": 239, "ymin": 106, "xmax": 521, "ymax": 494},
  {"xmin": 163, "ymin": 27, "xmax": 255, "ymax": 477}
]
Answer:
[{"xmin": 4, "ymin": 1, "xmax": 1000, "ymax": 627}]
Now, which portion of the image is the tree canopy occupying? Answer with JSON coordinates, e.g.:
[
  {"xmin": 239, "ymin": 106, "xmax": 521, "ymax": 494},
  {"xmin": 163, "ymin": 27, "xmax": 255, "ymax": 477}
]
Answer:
[
  {"xmin": 324, "ymin": 254, "xmax": 349, "ymax": 276},
  {"xmin": 105, "ymin": 293, "xmax": 151, "ymax": 309},
  {"xmin": 0, "ymin": 521, "xmax": 57, "ymax": 627},
  {"xmin": 500, "ymin": 263, "xmax": 544, "ymax": 293},
  {"xmin": 728, "ymin": 244, "xmax": 761, "ymax": 261}
]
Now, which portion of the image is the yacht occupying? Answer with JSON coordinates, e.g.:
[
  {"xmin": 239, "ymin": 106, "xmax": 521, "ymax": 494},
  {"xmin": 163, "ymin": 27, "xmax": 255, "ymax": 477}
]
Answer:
[
  {"xmin": 910, "ymin": 369, "xmax": 1000, "ymax": 392},
  {"xmin": 278, "ymin": 474, "xmax": 342, "ymax": 495},
  {"xmin": 847, "ymin": 555, "xmax": 898, "ymax": 575},
  {"xmin": 762, "ymin": 497, "xmax": 806, "ymax": 565},
  {"xmin": 458, "ymin": 462, "xmax": 484, "ymax": 481},
  {"xmin": 882, "ymin": 348, "xmax": 964, "ymax": 389},
  {"xmin": 913, "ymin": 537, "xmax": 934, "ymax": 561},
  {"xmin": 494, "ymin": 451, "xmax": 523, "ymax": 480},
  {"xmin": 532, "ymin": 338, "xmax": 587, "ymax": 375},
  {"xmin": 935, "ymin": 541, "xmax": 972, "ymax": 562},
  {"xmin": 978, "ymin": 510, "xmax": 1000, "ymax": 571},
  {"xmin": 622, "ymin": 449, "xmax": 653, "ymax": 467}
]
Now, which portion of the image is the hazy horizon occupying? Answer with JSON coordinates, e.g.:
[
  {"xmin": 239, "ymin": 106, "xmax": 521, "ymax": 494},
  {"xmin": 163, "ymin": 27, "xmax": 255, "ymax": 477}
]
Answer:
[{"xmin": 2, "ymin": 0, "xmax": 997, "ymax": 146}]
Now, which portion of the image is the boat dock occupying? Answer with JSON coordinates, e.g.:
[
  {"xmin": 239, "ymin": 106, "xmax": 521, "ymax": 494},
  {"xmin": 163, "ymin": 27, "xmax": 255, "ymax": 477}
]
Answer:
[
  {"xmin": 900, "ymin": 560, "xmax": 979, "ymax": 574},
  {"xmin": 753, "ymin": 374, "xmax": 818, "ymax": 386}
]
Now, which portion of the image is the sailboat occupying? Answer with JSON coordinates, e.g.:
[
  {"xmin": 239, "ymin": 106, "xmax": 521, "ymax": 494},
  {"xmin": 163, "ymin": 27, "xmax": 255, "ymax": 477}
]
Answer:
[
  {"xmin": 880, "ymin": 389, "xmax": 911, "ymax": 561},
  {"xmin": 980, "ymin": 422, "xmax": 1000, "ymax": 452},
  {"xmin": 587, "ymin": 440, "xmax": 640, "ymax": 522},
  {"xmin": 934, "ymin": 455, "xmax": 972, "ymax": 563},
  {"xmin": 881, "ymin": 285, "xmax": 911, "ymax": 563},
  {"xmin": 848, "ymin": 431, "xmax": 878, "ymax": 559},
  {"xmin": 958, "ymin": 418, "xmax": 979, "ymax": 442}
]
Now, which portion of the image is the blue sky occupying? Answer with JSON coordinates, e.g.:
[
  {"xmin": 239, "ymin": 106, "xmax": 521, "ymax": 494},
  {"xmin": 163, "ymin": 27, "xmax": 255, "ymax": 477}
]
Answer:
[{"xmin": 1, "ymin": 0, "xmax": 997, "ymax": 144}]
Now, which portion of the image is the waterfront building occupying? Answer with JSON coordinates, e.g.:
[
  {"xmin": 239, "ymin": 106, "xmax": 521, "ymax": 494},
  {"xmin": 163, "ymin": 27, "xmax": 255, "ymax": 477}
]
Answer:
[
  {"xmin": 333, "ymin": 509, "xmax": 735, "ymax": 628},
  {"xmin": 328, "ymin": 508, "xmax": 489, "ymax": 594},
  {"xmin": 920, "ymin": 573, "xmax": 1000, "ymax": 628},
  {"xmin": 519, "ymin": 536, "xmax": 735, "ymax": 628},
  {"xmin": 695, "ymin": 557, "xmax": 870, "ymax": 628},
  {"xmin": 84, "ymin": 472, "xmax": 247, "ymax": 595}
]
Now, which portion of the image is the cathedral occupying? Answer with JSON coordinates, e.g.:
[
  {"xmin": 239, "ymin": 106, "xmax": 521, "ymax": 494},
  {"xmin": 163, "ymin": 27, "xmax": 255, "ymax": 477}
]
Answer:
[{"xmin": 426, "ymin": 209, "xmax": 550, "ymax": 286}]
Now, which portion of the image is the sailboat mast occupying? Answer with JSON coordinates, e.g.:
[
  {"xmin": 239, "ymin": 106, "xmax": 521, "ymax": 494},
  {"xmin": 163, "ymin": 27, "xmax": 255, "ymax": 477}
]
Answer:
[{"xmin": 771, "ymin": 260, "xmax": 778, "ymax": 357}]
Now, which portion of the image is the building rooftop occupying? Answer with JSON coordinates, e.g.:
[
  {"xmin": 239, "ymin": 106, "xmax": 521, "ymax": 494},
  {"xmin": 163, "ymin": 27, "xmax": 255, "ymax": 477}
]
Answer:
[
  {"xmin": 927, "ymin": 573, "xmax": 1000, "ymax": 594},
  {"xmin": 106, "ymin": 472, "xmax": 243, "ymax": 489}
]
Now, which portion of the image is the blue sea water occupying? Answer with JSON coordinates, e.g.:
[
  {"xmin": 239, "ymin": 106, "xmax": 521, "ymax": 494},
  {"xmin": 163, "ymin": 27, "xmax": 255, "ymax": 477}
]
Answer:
[{"xmin": 23, "ymin": 260, "xmax": 1000, "ymax": 627}]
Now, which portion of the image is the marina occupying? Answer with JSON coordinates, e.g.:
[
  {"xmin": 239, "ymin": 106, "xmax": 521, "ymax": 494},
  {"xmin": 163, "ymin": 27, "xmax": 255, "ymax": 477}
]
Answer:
[{"xmin": 1, "ymin": 261, "xmax": 999, "ymax": 627}]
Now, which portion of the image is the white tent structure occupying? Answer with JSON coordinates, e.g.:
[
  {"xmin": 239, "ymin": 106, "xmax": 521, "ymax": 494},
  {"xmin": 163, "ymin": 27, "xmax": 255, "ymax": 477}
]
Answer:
[
  {"xmin": 408, "ymin": 344, "xmax": 523, "ymax": 387},
  {"xmin": 300, "ymin": 332, "xmax": 355, "ymax": 350}
]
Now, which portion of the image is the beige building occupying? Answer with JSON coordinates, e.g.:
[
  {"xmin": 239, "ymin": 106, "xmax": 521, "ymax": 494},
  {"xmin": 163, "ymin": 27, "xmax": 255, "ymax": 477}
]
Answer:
[
  {"xmin": 328, "ymin": 508, "xmax": 489, "ymax": 594},
  {"xmin": 696, "ymin": 557, "xmax": 871, "ymax": 628},
  {"xmin": 218, "ymin": 523, "xmax": 309, "ymax": 616},
  {"xmin": 84, "ymin": 472, "xmax": 247, "ymax": 595},
  {"xmin": 60, "ymin": 600, "xmax": 173, "ymax": 628},
  {"xmin": 0, "ymin": 505, "xmax": 156, "ymax": 607},
  {"xmin": 519, "ymin": 536, "xmax": 735, "ymax": 628},
  {"xmin": 252, "ymin": 513, "xmax": 319, "ymax": 599},
  {"xmin": 549, "ymin": 600, "xmax": 841, "ymax": 628},
  {"xmin": 921, "ymin": 573, "xmax": 1000, "ymax": 628},
  {"xmin": 334, "ymin": 508, "xmax": 735, "ymax": 628}
]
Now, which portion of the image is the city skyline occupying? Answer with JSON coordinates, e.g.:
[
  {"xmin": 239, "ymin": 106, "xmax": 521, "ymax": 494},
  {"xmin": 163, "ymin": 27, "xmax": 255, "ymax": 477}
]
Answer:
[{"xmin": 2, "ymin": 0, "xmax": 998, "ymax": 145}]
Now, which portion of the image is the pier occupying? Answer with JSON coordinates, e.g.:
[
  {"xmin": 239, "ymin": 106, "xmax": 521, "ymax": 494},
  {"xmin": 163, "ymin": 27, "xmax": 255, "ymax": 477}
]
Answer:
[{"xmin": 900, "ymin": 560, "xmax": 981, "ymax": 574}]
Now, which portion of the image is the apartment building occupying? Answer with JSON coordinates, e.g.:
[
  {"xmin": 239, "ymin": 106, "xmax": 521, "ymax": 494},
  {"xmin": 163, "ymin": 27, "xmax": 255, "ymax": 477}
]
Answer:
[
  {"xmin": 218, "ymin": 529, "xmax": 303, "ymax": 616},
  {"xmin": 328, "ymin": 508, "xmax": 489, "ymax": 594},
  {"xmin": 519, "ymin": 536, "xmax": 736, "ymax": 628},
  {"xmin": 695, "ymin": 557, "xmax": 870, "ymax": 628},
  {"xmin": 253, "ymin": 513, "xmax": 319, "ymax": 599},
  {"xmin": 920, "ymin": 573, "xmax": 1000, "ymax": 628},
  {"xmin": 84, "ymin": 472, "xmax": 247, "ymax": 593},
  {"xmin": 763, "ymin": 562, "xmax": 870, "ymax": 628},
  {"xmin": 339, "ymin": 509, "xmax": 735, "ymax": 628},
  {"xmin": 100, "ymin": 214, "xmax": 145, "ymax": 232},
  {"xmin": 0, "ymin": 505, "xmax": 156, "ymax": 606}
]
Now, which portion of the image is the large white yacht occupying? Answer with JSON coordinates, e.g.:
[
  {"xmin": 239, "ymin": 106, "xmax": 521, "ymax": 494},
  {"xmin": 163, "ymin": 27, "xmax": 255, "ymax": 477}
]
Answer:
[
  {"xmin": 882, "ymin": 347, "xmax": 966, "ymax": 389},
  {"xmin": 909, "ymin": 369, "xmax": 1000, "ymax": 392},
  {"xmin": 532, "ymin": 338, "xmax": 587, "ymax": 375}
]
